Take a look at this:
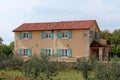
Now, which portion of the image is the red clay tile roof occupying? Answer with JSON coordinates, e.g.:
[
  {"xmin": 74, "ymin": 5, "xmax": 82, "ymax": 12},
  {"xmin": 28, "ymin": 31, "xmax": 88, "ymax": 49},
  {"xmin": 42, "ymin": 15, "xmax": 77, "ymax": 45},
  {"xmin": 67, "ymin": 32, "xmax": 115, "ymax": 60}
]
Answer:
[
  {"xmin": 13, "ymin": 20, "xmax": 97, "ymax": 32},
  {"xmin": 90, "ymin": 40, "xmax": 112, "ymax": 47}
]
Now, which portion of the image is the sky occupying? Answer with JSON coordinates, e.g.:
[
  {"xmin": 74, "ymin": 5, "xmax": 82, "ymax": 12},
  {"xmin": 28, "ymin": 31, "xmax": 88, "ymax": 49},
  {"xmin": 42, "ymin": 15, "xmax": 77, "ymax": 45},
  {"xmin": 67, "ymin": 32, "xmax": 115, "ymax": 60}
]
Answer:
[{"xmin": 0, "ymin": 0, "xmax": 120, "ymax": 44}]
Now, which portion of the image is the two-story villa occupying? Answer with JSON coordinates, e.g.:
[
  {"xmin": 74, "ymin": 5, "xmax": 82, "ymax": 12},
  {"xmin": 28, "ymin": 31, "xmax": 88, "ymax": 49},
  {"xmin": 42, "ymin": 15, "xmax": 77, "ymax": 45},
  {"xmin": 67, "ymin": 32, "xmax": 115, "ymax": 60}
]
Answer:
[{"xmin": 13, "ymin": 20, "xmax": 110, "ymax": 61}]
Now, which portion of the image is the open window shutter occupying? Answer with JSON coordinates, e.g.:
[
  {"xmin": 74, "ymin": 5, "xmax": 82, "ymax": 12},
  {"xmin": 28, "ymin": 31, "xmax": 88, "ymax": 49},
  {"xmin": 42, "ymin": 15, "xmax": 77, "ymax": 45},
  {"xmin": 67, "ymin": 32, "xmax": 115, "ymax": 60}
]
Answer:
[
  {"xmin": 51, "ymin": 32, "xmax": 54, "ymax": 39},
  {"xmin": 19, "ymin": 48, "xmax": 22, "ymax": 56},
  {"xmin": 68, "ymin": 31, "xmax": 72, "ymax": 38},
  {"xmin": 28, "ymin": 48, "xmax": 31, "ymax": 56},
  {"xmin": 50, "ymin": 49, "xmax": 52, "ymax": 56},
  {"xmin": 57, "ymin": 49, "xmax": 61, "ymax": 57},
  {"xmin": 19, "ymin": 32, "xmax": 23, "ymax": 39},
  {"xmin": 67, "ymin": 48, "xmax": 72, "ymax": 57},
  {"xmin": 41, "ymin": 48, "xmax": 44, "ymax": 56},
  {"xmin": 28, "ymin": 32, "xmax": 32, "ymax": 39},
  {"xmin": 41, "ymin": 32, "xmax": 45, "ymax": 39},
  {"xmin": 58, "ymin": 32, "xmax": 61, "ymax": 38}
]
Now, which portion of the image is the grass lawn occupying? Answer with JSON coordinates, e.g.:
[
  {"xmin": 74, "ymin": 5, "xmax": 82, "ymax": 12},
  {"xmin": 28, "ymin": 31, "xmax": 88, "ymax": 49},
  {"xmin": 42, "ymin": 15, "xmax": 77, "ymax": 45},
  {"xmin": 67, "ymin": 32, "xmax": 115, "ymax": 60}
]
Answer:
[
  {"xmin": 0, "ymin": 70, "xmax": 95, "ymax": 80},
  {"xmin": 52, "ymin": 70, "xmax": 95, "ymax": 80}
]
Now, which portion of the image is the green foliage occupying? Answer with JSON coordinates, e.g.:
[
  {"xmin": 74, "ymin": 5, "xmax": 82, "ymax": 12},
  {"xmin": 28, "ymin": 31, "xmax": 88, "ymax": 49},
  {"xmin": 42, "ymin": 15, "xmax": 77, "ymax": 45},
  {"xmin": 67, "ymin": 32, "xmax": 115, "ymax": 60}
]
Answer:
[
  {"xmin": 95, "ymin": 62, "xmax": 111, "ymax": 80},
  {"xmin": 100, "ymin": 30, "xmax": 112, "ymax": 45},
  {"xmin": 100, "ymin": 29, "xmax": 120, "ymax": 57},
  {"xmin": 0, "ymin": 42, "xmax": 14, "ymax": 56},
  {"xmin": 23, "ymin": 55, "xmax": 58, "ymax": 80},
  {"xmin": 111, "ymin": 29, "xmax": 120, "ymax": 46},
  {"xmin": 76, "ymin": 57, "xmax": 92, "ymax": 80},
  {"xmin": 0, "ymin": 53, "xmax": 24, "ymax": 70}
]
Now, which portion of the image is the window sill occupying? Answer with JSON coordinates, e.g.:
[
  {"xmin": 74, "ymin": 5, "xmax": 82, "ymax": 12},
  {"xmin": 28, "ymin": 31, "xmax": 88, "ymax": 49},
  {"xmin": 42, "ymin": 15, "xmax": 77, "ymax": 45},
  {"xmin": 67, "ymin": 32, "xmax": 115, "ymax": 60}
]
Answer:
[
  {"xmin": 23, "ymin": 38, "xmax": 29, "ymax": 40},
  {"xmin": 45, "ymin": 38, "xmax": 53, "ymax": 39},
  {"xmin": 59, "ymin": 38, "xmax": 69, "ymax": 39},
  {"xmin": 60, "ymin": 56, "xmax": 68, "ymax": 58},
  {"xmin": 23, "ymin": 56, "xmax": 29, "ymax": 57}
]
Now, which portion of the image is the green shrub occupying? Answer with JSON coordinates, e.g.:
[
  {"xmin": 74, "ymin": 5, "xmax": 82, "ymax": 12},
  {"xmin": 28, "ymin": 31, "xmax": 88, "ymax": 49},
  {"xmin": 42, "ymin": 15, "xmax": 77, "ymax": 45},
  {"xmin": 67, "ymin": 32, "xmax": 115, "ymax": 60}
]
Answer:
[
  {"xmin": 76, "ymin": 57, "xmax": 92, "ymax": 80},
  {"xmin": 23, "ymin": 55, "xmax": 58, "ymax": 80}
]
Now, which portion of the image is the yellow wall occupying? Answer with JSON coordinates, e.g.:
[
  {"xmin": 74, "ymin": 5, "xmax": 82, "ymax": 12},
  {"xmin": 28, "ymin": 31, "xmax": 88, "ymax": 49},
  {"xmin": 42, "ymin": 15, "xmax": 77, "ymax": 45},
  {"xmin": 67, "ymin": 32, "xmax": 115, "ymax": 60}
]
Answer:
[
  {"xmin": 15, "ymin": 30, "xmax": 89, "ymax": 58},
  {"xmin": 14, "ymin": 23, "xmax": 100, "ymax": 59}
]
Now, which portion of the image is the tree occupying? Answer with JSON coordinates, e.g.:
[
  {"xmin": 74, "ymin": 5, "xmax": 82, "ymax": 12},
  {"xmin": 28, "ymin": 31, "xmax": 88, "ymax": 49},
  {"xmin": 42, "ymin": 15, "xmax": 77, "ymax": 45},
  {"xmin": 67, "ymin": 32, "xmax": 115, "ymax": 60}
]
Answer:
[
  {"xmin": 23, "ymin": 55, "xmax": 58, "ymax": 80},
  {"xmin": 100, "ymin": 30, "xmax": 112, "ymax": 45},
  {"xmin": 110, "ymin": 29, "xmax": 120, "ymax": 57},
  {"xmin": 111, "ymin": 29, "xmax": 120, "ymax": 46},
  {"xmin": 76, "ymin": 57, "xmax": 91, "ymax": 80},
  {"xmin": 0, "ymin": 41, "xmax": 14, "ymax": 56}
]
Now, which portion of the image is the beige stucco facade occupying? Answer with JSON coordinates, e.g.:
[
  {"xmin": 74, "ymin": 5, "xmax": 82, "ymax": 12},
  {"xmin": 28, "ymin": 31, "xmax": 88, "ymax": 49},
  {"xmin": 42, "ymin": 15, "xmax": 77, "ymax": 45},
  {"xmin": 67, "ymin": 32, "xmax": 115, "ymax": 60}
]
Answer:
[{"xmin": 14, "ymin": 21, "xmax": 110, "ymax": 61}]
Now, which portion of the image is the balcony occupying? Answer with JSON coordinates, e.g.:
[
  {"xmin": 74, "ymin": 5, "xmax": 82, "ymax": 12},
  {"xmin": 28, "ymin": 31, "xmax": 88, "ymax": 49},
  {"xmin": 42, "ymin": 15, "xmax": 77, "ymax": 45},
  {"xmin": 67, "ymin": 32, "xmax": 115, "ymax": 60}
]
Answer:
[{"xmin": 94, "ymin": 39, "xmax": 107, "ymax": 45}]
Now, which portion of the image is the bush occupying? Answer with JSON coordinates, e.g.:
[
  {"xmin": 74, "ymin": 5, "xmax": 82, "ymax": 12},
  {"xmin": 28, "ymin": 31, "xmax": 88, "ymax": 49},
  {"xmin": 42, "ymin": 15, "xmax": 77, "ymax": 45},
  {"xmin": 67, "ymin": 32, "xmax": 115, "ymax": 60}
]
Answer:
[
  {"xmin": 23, "ymin": 55, "xmax": 58, "ymax": 80},
  {"xmin": 9, "ymin": 55, "xmax": 24, "ymax": 70},
  {"xmin": 76, "ymin": 57, "xmax": 92, "ymax": 80},
  {"xmin": 95, "ymin": 62, "xmax": 111, "ymax": 80},
  {"xmin": 0, "ymin": 53, "xmax": 24, "ymax": 70}
]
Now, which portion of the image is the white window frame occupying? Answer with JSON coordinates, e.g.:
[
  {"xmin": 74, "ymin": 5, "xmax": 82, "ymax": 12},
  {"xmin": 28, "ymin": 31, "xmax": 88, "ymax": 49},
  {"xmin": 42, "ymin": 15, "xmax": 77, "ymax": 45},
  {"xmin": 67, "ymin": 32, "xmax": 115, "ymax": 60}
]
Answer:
[
  {"xmin": 61, "ymin": 49, "xmax": 68, "ymax": 57},
  {"xmin": 45, "ymin": 32, "xmax": 52, "ymax": 39},
  {"xmin": 23, "ymin": 32, "xmax": 29, "ymax": 39},
  {"xmin": 44, "ymin": 48, "xmax": 52, "ymax": 56},
  {"xmin": 61, "ymin": 32, "xmax": 68, "ymax": 39},
  {"xmin": 23, "ymin": 48, "xmax": 29, "ymax": 56}
]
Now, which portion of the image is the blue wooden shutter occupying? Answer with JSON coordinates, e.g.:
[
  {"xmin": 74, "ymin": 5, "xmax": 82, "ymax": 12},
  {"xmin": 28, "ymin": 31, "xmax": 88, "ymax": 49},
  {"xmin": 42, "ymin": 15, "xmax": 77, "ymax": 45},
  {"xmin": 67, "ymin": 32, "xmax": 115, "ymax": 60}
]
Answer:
[
  {"xmin": 57, "ymin": 49, "xmax": 61, "ymax": 57},
  {"xmin": 28, "ymin": 32, "xmax": 32, "ymax": 39},
  {"xmin": 68, "ymin": 31, "xmax": 72, "ymax": 38},
  {"xmin": 19, "ymin": 32, "xmax": 23, "ymax": 39},
  {"xmin": 67, "ymin": 48, "xmax": 72, "ymax": 57},
  {"xmin": 50, "ymin": 49, "xmax": 52, "ymax": 56},
  {"xmin": 51, "ymin": 32, "xmax": 54, "ymax": 39},
  {"xmin": 19, "ymin": 48, "xmax": 22, "ymax": 56},
  {"xmin": 28, "ymin": 48, "xmax": 31, "ymax": 56},
  {"xmin": 58, "ymin": 32, "xmax": 61, "ymax": 38},
  {"xmin": 41, "ymin": 48, "xmax": 44, "ymax": 56},
  {"xmin": 41, "ymin": 32, "xmax": 45, "ymax": 39}
]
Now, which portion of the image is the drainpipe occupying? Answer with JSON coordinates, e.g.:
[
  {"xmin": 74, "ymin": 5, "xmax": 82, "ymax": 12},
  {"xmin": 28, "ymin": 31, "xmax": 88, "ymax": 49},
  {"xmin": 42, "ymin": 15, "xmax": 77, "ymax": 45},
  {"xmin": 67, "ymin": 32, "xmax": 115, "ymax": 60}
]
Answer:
[
  {"xmin": 54, "ymin": 31, "xmax": 56, "ymax": 58},
  {"xmin": 86, "ymin": 30, "xmax": 90, "ymax": 60}
]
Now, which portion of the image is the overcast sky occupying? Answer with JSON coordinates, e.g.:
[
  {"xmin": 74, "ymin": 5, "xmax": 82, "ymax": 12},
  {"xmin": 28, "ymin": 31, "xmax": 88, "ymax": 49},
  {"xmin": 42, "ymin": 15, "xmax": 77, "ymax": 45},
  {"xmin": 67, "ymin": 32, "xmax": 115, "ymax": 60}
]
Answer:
[{"xmin": 0, "ymin": 0, "xmax": 120, "ymax": 44}]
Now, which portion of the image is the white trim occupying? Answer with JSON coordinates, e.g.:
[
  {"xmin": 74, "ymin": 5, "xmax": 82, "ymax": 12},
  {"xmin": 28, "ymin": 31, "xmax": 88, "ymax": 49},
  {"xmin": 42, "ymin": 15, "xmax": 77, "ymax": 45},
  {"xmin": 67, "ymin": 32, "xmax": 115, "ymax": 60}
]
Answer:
[{"xmin": 44, "ymin": 48, "xmax": 52, "ymax": 55}]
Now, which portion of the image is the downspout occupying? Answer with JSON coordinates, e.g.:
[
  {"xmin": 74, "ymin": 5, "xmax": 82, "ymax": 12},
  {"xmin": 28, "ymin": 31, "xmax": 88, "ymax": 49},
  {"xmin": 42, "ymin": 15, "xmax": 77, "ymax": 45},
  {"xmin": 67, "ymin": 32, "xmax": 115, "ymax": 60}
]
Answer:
[
  {"xmin": 53, "ymin": 31, "xmax": 57, "ymax": 60},
  {"xmin": 86, "ymin": 30, "xmax": 90, "ymax": 60}
]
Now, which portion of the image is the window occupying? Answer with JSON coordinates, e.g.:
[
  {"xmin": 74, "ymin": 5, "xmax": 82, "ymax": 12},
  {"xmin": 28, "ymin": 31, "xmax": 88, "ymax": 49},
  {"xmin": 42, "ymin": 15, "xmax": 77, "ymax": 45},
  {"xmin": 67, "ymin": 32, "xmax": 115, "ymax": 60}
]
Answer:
[
  {"xmin": 104, "ymin": 48, "xmax": 108, "ymax": 57},
  {"xmin": 58, "ymin": 31, "xmax": 72, "ymax": 39},
  {"xmin": 23, "ymin": 49, "xmax": 28, "ymax": 56},
  {"xmin": 95, "ymin": 31, "xmax": 99, "ymax": 39},
  {"xmin": 45, "ymin": 32, "xmax": 52, "ymax": 39},
  {"xmin": 23, "ymin": 33, "xmax": 29, "ymax": 39},
  {"xmin": 19, "ymin": 48, "xmax": 31, "ymax": 56},
  {"xmin": 61, "ymin": 32, "xmax": 68, "ymax": 38},
  {"xmin": 41, "ymin": 48, "xmax": 52, "ymax": 56},
  {"xmin": 90, "ymin": 30, "xmax": 99, "ymax": 39},
  {"xmin": 19, "ymin": 32, "xmax": 32, "ymax": 39},
  {"xmin": 61, "ymin": 49, "xmax": 68, "ymax": 57},
  {"xmin": 57, "ymin": 48, "xmax": 72, "ymax": 57},
  {"xmin": 45, "ymin": 49, "xmax": 52, "ymax": 56},
  {"xmin": 41, "ymin": 32, "xmax": 54, "ymax": 39}
]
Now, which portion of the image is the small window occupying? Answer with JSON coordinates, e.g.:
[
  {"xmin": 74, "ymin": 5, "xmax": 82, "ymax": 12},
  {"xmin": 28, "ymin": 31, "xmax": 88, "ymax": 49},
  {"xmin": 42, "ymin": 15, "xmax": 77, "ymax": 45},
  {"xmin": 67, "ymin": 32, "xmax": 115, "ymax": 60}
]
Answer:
[
  {"xmin": 61, "ymin": 49, "xmax": 68, "ymax": 57},
  {"xmin": 23, "ymin": 33, "xmax": 29, "ymax": 39},
  {"xmin": 45, "ymin": 49, "xmax": 52, "ymax": 56},
  {"xmin": 61, "ymin": 32, "xmax": 68, "ymax": 38},
  {"xmin": 45, "ymin": 32, "xmax": 52, "ymax": 39},
  {"xmin": 23, "ymin": 49, "xmax": 28, "ymax": 56},
  {"xmin": 19, "ymin": 48, "xmax": 31, "ymax": 56},
  {"xmin": 41, "ymin": 32, "xmax": 54, "ymax": 39}
]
